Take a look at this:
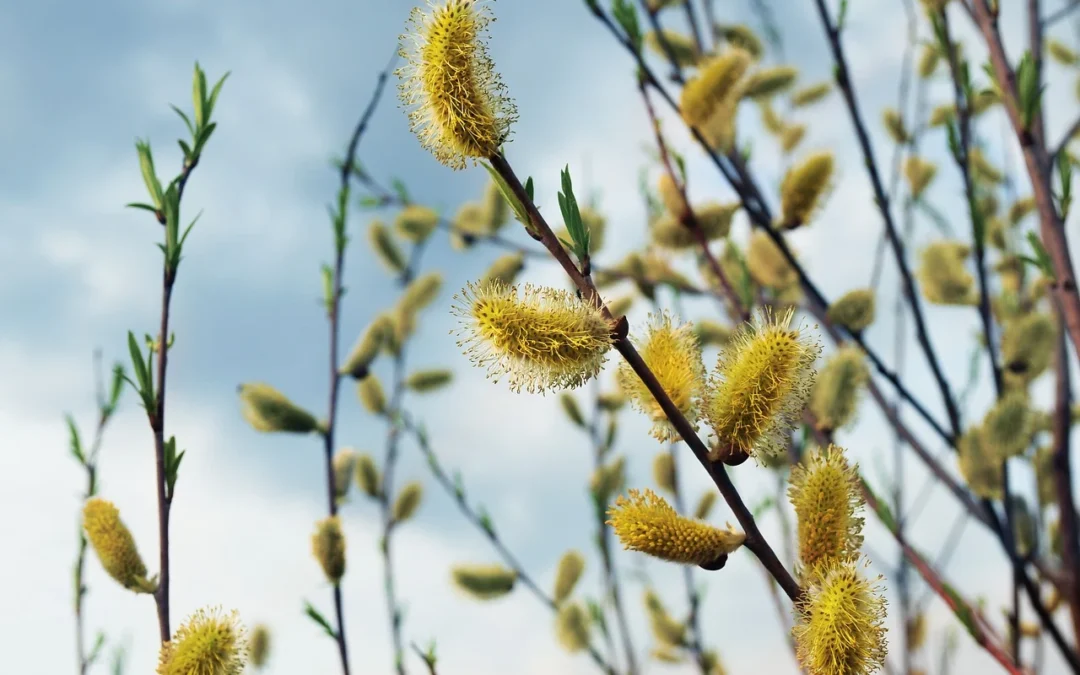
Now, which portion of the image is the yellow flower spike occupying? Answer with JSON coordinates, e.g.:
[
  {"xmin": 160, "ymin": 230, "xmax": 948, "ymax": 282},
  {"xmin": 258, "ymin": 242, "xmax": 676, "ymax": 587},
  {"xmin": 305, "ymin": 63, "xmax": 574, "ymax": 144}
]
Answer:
[
  {"xmin": 882, "ymin": 107, "xmax": 909, "ymax": 144},
  {"xmin": 451, "ymin": 563, "xmax": 518, "ymax": 600},
  {"xmin": 311, "ymin": 516, "xmax": 346, "ymax": 584},
  {"xmin": 958, "ymin": 427, "xmax": 1004, "ymax": 500},
  {"xmin": 355, "ymin": 452, "xmax": 381, "ymax": 498},
  {"xmin": 82, "ymin": 498, "xmax": 155, "ymax": 594},
  {"xmin": 779, "ymin": 150, "xmax": 835, "ymax": 229},
  {"xmin": 157, "ymin": 607, "xmax": 248, "ymax": 675},
  {"xmin": 657, "ymin": 173, "xmax": 690, "ymax": 219},
  {"xmin": 357, "ymin": 374, "xmax": 388, "ymax": 415},
  {"xmin": 238, "ymin": 383, "xmax": 321, "ymax": 434},
  {"xmin": 788, "ymin": 445, "xmax": 865, "ymax": 572},
  {"xmin": 607, "ymin": 488, "xmax": 746, "ymax": 566},
  {"xmin": 392, "ymin": 481, "xmax": 424, "ymax": 523},
  {"xmin": 644, "ymin": 29, "xmax": 701, "ymax": 67},
  {"xmin": 451, "ymin": 279, "xmax": 614, "ymax": 394},
  {"xmin": 810, "ymin": 346, "xmax": 870, "ymax": 432},
  {"xmin": 917, "ymin": 240, "xmax": 977, "ymax": 306},
  {"xmin": 1008, "ymin": 196, "xmax": 1036, "ymax": 225},
  {"xmin": 827, "ymin": 288, "xmax": 876, "ymax": 332},
  {"xmin": 400, "ymin": 271, "xmax": 444, "ymax": 313},
  {"xmin": 790, "ymin": 81, "xmax": 832, "ymax": 108},
  {"xmin": 917, "ymin": 43, "xmax": 940, "ymax": 78},
  {"xmin": 651, "ymin": 202, "xmax": 738, "ymax": 250},
  {"xmin": 903, "ymin": 155, "xmax": 938, "ymax": 199},
  {"xmin": 332, "ymin": 448, "xmax": 359, "ymax": 503},
  {"xmin": 554, "ymin": 602, "xmax": 592, "ymax": 652},
  {"xmin": 618, "ymin": 311, "xmax": 705, "ymax": 442},
  {"xmin": 396, "ymin": 0, "xmax": 518, "ymax": 170},
  {"xmin": 653, "ymin": 452, "xmax": 676, "ymax": 493},
  {"xmin": 644, "ymin": 589, "xmax": 687, "ymax": 646},
  {"xmin": 368, "ymin": 220, "xmax": 407, "ymax": 273},
  {"xmin": 1001, "ymin": 312, "xmax": 1056, "ymax": 385},
  {"xmin": 552, "ymin": 550, "xmax": 586, "ymax": 605},
  {"xmin": 746, "ymin": 230, "xmax": 798, "ymax": 290},
  {"xmin": 481, "ymin": 251, "xmax": 526, "ymax": 286},
  {"xmin": 741, "ymin": 66, "xmax": 799, "ymax": 100},
  {"xmin": 981, "ymin": 390, "xmax": 1033, "ymax": 459},
  {"xmin": 680, "ymin": 48, "xmax": 753, "ymax": 130},
  {"xmin": 792, "ymin": 560, "xmax": 888, "ymax": 675},
  {"xmin": 716, "ymin": 24, "xmax": 764, "ymax": 59},
  {"xmin": 394, "ymin": 204, "xmax": 440, "ymax": 243},
  {"xmin": 702, "ymin": 307, "xmax": 821, "ymax": 462},
  {"xmin": 780, "ymin": 123, "xmax": 808, "ymax": 154},
  {"xmin": 248, "ymin": 624, "xmax": 271, "ymax": 669},
  {"xmin": 340, "ymin": 315, "xmax": 390, "ymax": 379}
]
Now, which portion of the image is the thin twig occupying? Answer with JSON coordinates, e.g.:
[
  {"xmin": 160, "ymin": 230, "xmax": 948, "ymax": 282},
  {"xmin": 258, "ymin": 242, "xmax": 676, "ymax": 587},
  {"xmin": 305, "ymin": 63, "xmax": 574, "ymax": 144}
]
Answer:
[{"xmin": 1051, "ymin": 296, "xmax": 1080, "ymax": 651}]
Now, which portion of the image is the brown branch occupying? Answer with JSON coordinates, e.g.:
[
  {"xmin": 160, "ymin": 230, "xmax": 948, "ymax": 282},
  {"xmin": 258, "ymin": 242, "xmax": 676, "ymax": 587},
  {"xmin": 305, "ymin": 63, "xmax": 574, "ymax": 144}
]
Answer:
[
  {"xmin": 1052, "ymin": 298, "xmax": 1080, "ymax": 651},
  {"xmin": 486, "ymin": 151, "xmax": 804, "ymax": 603}
]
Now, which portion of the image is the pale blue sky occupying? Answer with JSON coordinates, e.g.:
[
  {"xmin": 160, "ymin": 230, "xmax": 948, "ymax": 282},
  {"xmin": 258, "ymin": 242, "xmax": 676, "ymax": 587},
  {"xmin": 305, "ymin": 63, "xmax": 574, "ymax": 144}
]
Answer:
[{"xmin": 3, "ymin": 0, "xmax": 1080, "ymax": 673}]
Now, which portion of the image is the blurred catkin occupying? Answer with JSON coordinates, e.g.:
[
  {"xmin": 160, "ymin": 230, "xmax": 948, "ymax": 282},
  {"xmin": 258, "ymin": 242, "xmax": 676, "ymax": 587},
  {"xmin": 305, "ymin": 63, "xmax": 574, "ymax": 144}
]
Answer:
[
  {"xmin": 680, "ymin": 48, "xmax": 753, "ymax": 130},
  {"xmin": 157, "ymin": 607, "xmax": 247, "ymax": 675},
  {"xmin": 779, "ymin": 151, "xmax": 835, "ymax": 228},
  {"xmin": 392, "ymin": 481, "xmax": 424, "ymax": 523},
  {"xmin": 591, "ymin": 455, "xmax": 627, "ymax": 503},
  {"xmin": 618, "ymin": 311, "xmax": 706, "ymax": 442},
  {"xmin": 369, "ymin": 220, "xmax": 407, "ymax": 273},
  {"xmin": 552, "ymin": 550, "xmax": 586, "ymax": 604},
  {"xmin": 312, "ymin": 516, "xmax": 346, "ymax": 584},
  {"xmin": 451, "ymin": 563, "xmax": 518, "ymax": 600},
  {"xmin": 400, "ymin": 271, "xmax": 443, "ymax": 313},
  {"xmin": 452, "ymin": 280, "xmax": 614, "ymax": 394},
  {"xmin": 332, "ymin": 448, "xmax": 359, "ymax": 503},
  {"xmin": 239, "ymin": 383, "xmax": 321, "ymax": 434},
  {"xmin": 747, "ymin": 230, "xmax": 798, "ymax": 290},
  {"xmin": 82, "ymin": 498, "xmax": 155, "ymax": 594},
  {"xmin": 357, "ymin": 374, "xmax": 388, "ymax": 415},
  {"xmin": 554, "ymin": 602, "xmax": 592, "ymax": 652},
  {"xmin": 1001, "ymin": 312, "xmax": 1055, "ymax": 385},
  {"xmin": 652, "ymin": 452, "xmax": 676, "ymax": 493},
  {"xmin": 790, "ymin": 81, "xmax": 832, "ymax": 107},
  {"xmin": 559, "ymin": 392, "xmax": 586, "ymax": 427},
  {"xmin": 780, "ymin": 123, "xmax": 808, "ymax": 154},
  {"xmin": 716, "ymin": 23, "xmax": 764, "ymax": 59},
  {"xmin": 882, "ymin": 108, "xmax": 910, "ymax": 144},
  {"xmin": 355, "ymin": 452, "xmax": 381, "ymax": 498},
  {"xmin": 1048, "ymin": 38, "xmax": 1079, "ymax": 66},
  {"xmin": 827, "ymin": 288, "xmax": 876, "ymax": 332},
  {"xmin": 394, "ymin": 204, "xmax": 440, "ymax": 243},
  {"xmin": 406, "ymin": 368, "xmax": 454, "ymax": 392},
  {"xmin": 694, "ymin": 320, "xmax": 732, "ymax": 347},
  {"xmin": 644, "ymin": 589, "xmax": 687, "ymax": 647},
  {"xmin": 248, "ymin": 624, "xmax": 270, "ymax": 669},
  {"xmin": 958, "ymin": 427, "xmax": 1004, "ymax": 500},
  {"xmin": 903, "ymin": 156, "xmax": 938, "ymax": 199},
  {"xmin": 607, "ymin": 488, "xmax": 745, "ymax": 565},
  {"xmin": 981, "ymin": 390, "xmax": 1033, "ymax": 459},
  {"xmin": 810, "ymin": 347, "xmax": 870, "ymax": 431},
  {"xmin": 396, "ymin": 0, "xmax": 518, "ymax": 169},
  {"xmin": 481, "ymin": 252, "xmax": 526, "ymax": 286},
  {"xmin": 741, "ymin": 66, "xmax": 799, "ymax": 100},
  {"xmin": 702, "ymin": 308, "xmax": 821, "ymax": 461},
  {"xmin": 694, "ymin": 491, "xmax": 717, "ymax": 519},
  {"xmin": 340, "ymin": 315, "xmax": 390, "ymax": 379},
  {"xmin": 917, "ymin": 240, "xmax": 976, "ymax": 305},
  {"xmin": 645, "ymin": 29, "xmax": 700, "ymax": 67}
]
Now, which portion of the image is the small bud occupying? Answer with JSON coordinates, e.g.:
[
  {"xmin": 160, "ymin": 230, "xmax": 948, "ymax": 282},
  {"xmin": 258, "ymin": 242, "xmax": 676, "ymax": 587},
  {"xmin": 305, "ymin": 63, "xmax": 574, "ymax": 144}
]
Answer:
[
  {"xmin": 239, "ymin": 383, "xmax": 320, "ymax": 434},
  {"xmin": 357, "ymin": 375, "xmax": 387, "ymax": 415},
  {"xmin": 904, "ymin": 155, "xmax": 938, "ymax": 199},
  {"xmin": 693, "ymin": 491, "xmax": 717, "ymax": 520},
  {"xmin": 827, "ymin": 288, "xmax": 876, "ymax": 332},
  {"xmin": 779, "ymin": 151, "xmax": 835, "ymax": 228},
  {"xmin": 559, "ymin": 393, "xmax": 587, "ymax": 427},
  {"xmin": 481, "ymin": 252, "xmax": 525, "ymax": 286},
  {"xmin": 394, "ymin": 205, "xmax": 440, "ymax": 243},
  {"xmin": 590, "ymin": 456, "xmax": 627, "ymax": 503},
  {"xmin": 332, "ymin": 449, "xmax": 359, "ymax": 503},
  {"xmin": 644, "ymin": 29, "xmax": 701, "ymax": 67},
  {"xmin": 406, "ymin": 369, "xmax": 454, "ymax": 392},
  {"xmin": 312, "ymin": 516, "xmax": 346, "ymax": 584},
  {"xmin": 400, "ymin": 272, "xmax": 443, "ymax": 314},
  {"xmin": 355, "ymin": 452, "xmax": 381, "ymax": 498},
  {"xmin": 554, "ymin": 602, "xmax": 592, "ymax": 652},
  {"xmin": 248, "ymin": 624, "xmax": 271, "ymax": 669},
  {"xmin": 451, "ymin": 563, "xmax": 518, "ymax": 600},
  {"xmin": 780, "ymin": 123, "xmax": 807, "ymax": 154},
  {"xmin": 652, "ymin": 452, "xmax": 676, "ymax": 493},
  {"xmin": 1048, "ymin": 38, "xmax": 1079, "ymax": 66},
  {"xmin": 552, "ymin": 550, "xmax": 586, "ymax": 604},
  {"xmin": 340, "ymin": 316, "xmax": 391, "ymax": 379},
  {"xmin": 644, "ymin": 590, "xmax": 686, "ymax": 647},
  {"xmin": 740, "ymin": 66, "xmax": 799, "ymax": 100},
  {"xmin": 882, "ymin": 107, "xmax": 909, "ymax": 144},
  {"xmin": 790, "ymin": 81, "xmax": 832, "ymax": 108},
  {"xmin": 392, "ymin": 481, "xmax": 424, "ymax": 523},
  {"xmin": 716, "ymin": 23, "xmax": 763, "ymax": 59},
  {"xmin": 917, "ymin": 43, "xmax": 940, "ymax": 78},
  {"xmin": 368, "ymin": 220, "xmax": 407, "ymax": 273}
]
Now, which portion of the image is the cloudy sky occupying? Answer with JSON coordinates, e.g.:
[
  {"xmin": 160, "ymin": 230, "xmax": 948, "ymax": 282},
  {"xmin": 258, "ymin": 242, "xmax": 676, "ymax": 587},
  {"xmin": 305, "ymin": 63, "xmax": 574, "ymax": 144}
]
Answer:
[{"xmin": 4, "ymin": 0, "xmax": 1080, "ymax": 673}]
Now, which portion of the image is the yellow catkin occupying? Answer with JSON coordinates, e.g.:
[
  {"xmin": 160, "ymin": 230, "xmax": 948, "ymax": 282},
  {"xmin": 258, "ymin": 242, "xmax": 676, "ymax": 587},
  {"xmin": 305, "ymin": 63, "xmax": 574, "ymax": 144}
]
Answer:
[
  {"xmin": 82, "ymin": 498, "xmax": 155, "ymax": 593},
  {"xmin": 1035, "ymin": 445, "xmax": 1056, "ymax": 506},
  {"xmin": 653, "ymin": 452, "xmax": 676, "ymax": 493},
  {"xmin": 554, "ymin": 602, "xmax": 591, "ymax": 652},
  {"xmin": 607, "ymin": 488, "xmax": 746, "ymax": 565},
  {"xmin": 355, "ymin": 452, "xmax": 381, "ymax": 498},
  {"xmin": 651, "ymin": 202, "xmax": 739, "ymax": 249},
  {"xmin": 741, "ymin": 66, "xmax": 799, "ymax": 100},
  {"xmin": 451, "ymin": 563, "xmax": 518, "ymax": 600},
  {"xmin": 399, "ymin": 271, "xmax": 443, "ymax": 313},
  {"xmin": 903, "ymin": 156, "xmax": 938, "ymax": 199},
  {"xmin": 747, "ymin": 230, "xmax": 798, "ymax": 290},
  {"xmin": 157, "ymin": 607, "xmax": 247, "ymax": 675},
  {"xmin": 882, "ymin": 108, "xmax": 909, "ymax": 143},
  {"xmin": 644, "ymin": 589, "xmax": 687, "ymax": 646},
  {"xmin": 406, "ymin": 369, "xmax": 454, "ymax": 392},
  {"xmin": 658, "ymin": 172, "xmax": 690, "ymax": 219},
  {"xmin": 917, "ymin": 240, "xmax": 976, "ymax": 305},
  {"xmin": 702, "ymin": 307, "xmax": 821, "ymax": 461},
  {"xmin": 239, "ymin": 383, "xmax": 321, "ymax": 434},
  {"xmin": 394, "ymin": 204, "xmax": 440, "ymax": 242},
  {"xmin": 680, "ymin": 48, "xmax": 753, "ymax": 130},
  {"xmin": 716, "ymin": 24, "xmax": 764, "ymax": 59},
  {"xmin": 928, "ymin": 103, "xmax": 955, "ymax": 127},
  {"xmin": 694, "ymin": 320, "xmax": 732, "ymax": 347},
  {"xmin": 452, "ymin": 201, "xmax": 489, "ymax": 238},
  {"xmin": 452, "ymin": 280, "xmax": 614, "ymax": 394},
  {"xmin": 312, "ymin": 516, "xmax": 346, "ymax": 583},
  {"xmin": 958, "ymin": 427, "xmax": 1004, "ymax": 500},
  {"xmin": 981, "ymin": 390, "xmax": 1033, "ymax": 459},
  {"xmin": 1007, "ymin": 196, "xmax": 1036, "ymax": 225},
  {"xmin": 644, "ymin": 29, "xmax": 701, "ymax": 67},
  {"xmin": 396, "ymin": 0, "xmax": 518, "ymax": 170},
  {"xmin": 357, "ymin": 374, "xmax": 388, "ymax": 415},
  {"xmin": 917, "ymin": 43, "xmax": 940, "ymax": 78},
  {"xmin": 792, "ymin": 561, "xmax": 888, "ymax": 675},
  {"xmin": 810, "ymin": 346, "xmax": 870, "ymax": 431},
  {"xmin": 248, "ymin": 624, "xmax": 270, "ymax": 669},
  {"xmin": 332, "ymin": 448, "xmax": 358, "ymax": 503},
  {"xmin": 969, "ymin": 147, "xmax": 1004, "ymax": 184},
  {"xmin": 618, "ymin": 311, "xmax": 706, "ymax": 442},
  {"xmin": 368, "ymin": 220, "xmax": 407, "ymax": 273},
  {"xmin": 780, "ymin": 123, "xmax": 807, "ymax": 154},
  {"xmin": 1001, "ymin": 312, "xmax": 1055, "ymax": 385},
  {"xmin": 790, "ymin": 82, "xmax": 832, "ymax": 107},
  {"xmin": 788, "ymin": 445, "xmax": 865, "ymax": 572},
  {"xmin": 552, "ymin": 550, "xmax": 586, "ymax": 604},
  {"xmin": 340, "ymin": 315, "xmax": 390, "ymax": 379},
  {"xmin": 779, "ymin": 151, "xmax": 835, "ymax": 228},
  {"xmin": 481, "ymin": 251, "xmax": 526, "ymax": 285},
  {"xmin": 694, "ymin": 491, "xmax": 717, "ymax": 519},
  {"xmin": 392, "ymin": 481, "xmax": 424, "ymax": 523},
  {"xmin": 827, "ymin": 288, "xmax": 876, "ymax": 332},
  {"xmin": 482, "ymin": 178, "xmax": 510, "ymax": 232},
  {"xmin": 1048, "ymin": 38, "xmax": 1079, "ymax": 66}
]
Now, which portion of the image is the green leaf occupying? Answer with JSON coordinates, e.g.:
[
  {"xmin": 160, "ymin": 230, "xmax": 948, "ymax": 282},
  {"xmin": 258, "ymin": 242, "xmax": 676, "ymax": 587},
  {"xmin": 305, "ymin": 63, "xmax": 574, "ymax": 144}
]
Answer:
[
  {"xmin": 320, "ymin": 263, "xmax": 334, "ymax": 311},
  {"xmin": 125, "ymin": 202, "xmax": 159, "ymax": 214},
  {"xmin": 478, "ymin": 507, "xmax": 495, "ymax": 536},
  {"xmin": 88, "ymin": 632, "xmax": 106, "ymax": 664},
  {"xmin": 135, "ymin": 140, "xmax": 164, "ymax": 210},
  {"xmin": 107, "ymin": 363, "xmax": 126, "ymax": 414},
  {"xmin": 481, "ymin": 161, "xmax": 534, "ymax": 234},
  {"xmin": 126, "ymin": 332, "xmax": 150, "ymax": 398},
  {"xmin": 66, "ymin": 415, "xmax": 85, "ymax": 464},
  {"xmin": 358, "ymin": 195, "xmax": 382, "ymax": 208},
  {"xmin": 752, "ymin": 496, "xmax": 775, "ymax": 519},
  {"xmin": 558, "ymin": 166, "xmax": 590, "ymax": 260},
  {"xmin": 193, "ymin": 62, "xmax": 207, "ymax": 129},
  {"xmin": 177, "ymin": 139, "xmax": 193, "ymax": 161},
  {"xmin": 205, "ymin": 71, "xmax": 230, "ymax": 122},
  {"xmin": 170, "ymin": 105, "xmax": 196, "ymax": 138},
  {"xmin": 1025, "ymin": 231, "xmax": 1056, "ymax": 280},
  {"xmin": 860, "ymin": 476, "xmax": 898, "ymax": 532},
  {"xmin": 193, "ymin": 122, "xmax": 217, "ymax": 156},
  {"xmin": 303, "ymin": 600, "xmax": 338, "ymax": 639},
  {"xmin": 612, "ymin": 0, "xmax": 642, "ymax": 53},
  {"xmin": 837, "ymin": 0, "xmax": 849, "ymax": 30},
  {"xmin": 1057, "ymin": 150, "xmax": 1073, "ymax": 220},
  {"xmin": 941, "ymin": 581, "xmax": 979, "ymax": 639},
  {"xmin": 391, "ymin": 178, "xmax": 411, "ymax": 204}
]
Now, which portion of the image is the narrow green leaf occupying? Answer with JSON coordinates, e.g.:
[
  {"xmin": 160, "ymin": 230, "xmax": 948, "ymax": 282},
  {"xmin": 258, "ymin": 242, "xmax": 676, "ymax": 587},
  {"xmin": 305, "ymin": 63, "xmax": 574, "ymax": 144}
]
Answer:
[
  {"xmin": 170, "ymin": 105, "xmax": 196, "ymax": 138},
  {"xmin": 135, "ymin": 140, "xmax": 164, "ymax": 210},
  {"xmin": 391, "ymin": 178, "xmax": 411, "ymax": 204},
  {"xmin": 193, "ymin": 62, "xmax": 207, "ymax": 128},
  {"xmin": 66, "ymin": 415, "xmax": 85, "ymax": 464},
  {"xmin": 206, "ymin": 71, "xmax": 231, "ymax": 122},
  {"xmin": 481, "ymin": 161, "xmax": 534, "ymax": 233},
  {"xmin": 125, "ymin": 202, "xmax": 159, "ymax": 214},
  {"xmin": 88, "ymin": 632, "xmax": 106, "ymax": 664},
  {"xmin": 126, "ymin": 332, "xmax": 149, "ymax": 395},
  {"xmin": 303, "ymin": 601, "xmax": 338, "ymax": 639},
  {"xmin": 108, "ymin": 363, "xmax": 126, "ymax": 413}
]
